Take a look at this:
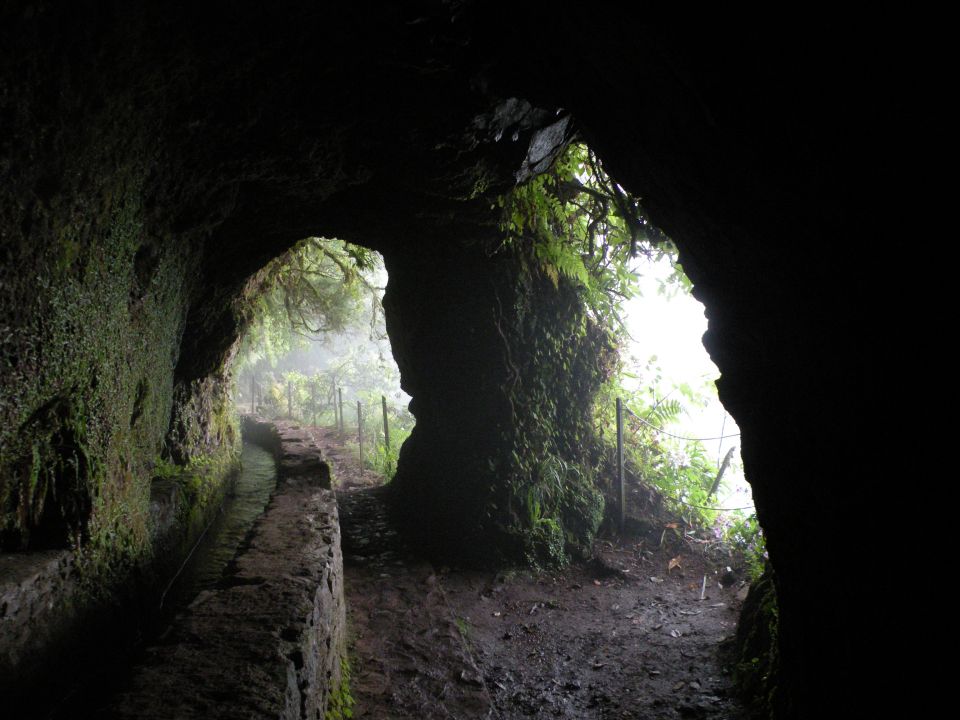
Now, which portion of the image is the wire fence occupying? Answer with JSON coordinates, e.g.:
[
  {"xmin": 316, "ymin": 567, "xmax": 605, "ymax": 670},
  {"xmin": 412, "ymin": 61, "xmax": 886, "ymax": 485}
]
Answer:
[
  {"xmin": 243, "ymin": 372, "xmax": 411, "ymax": 473},
  {"xmin": 615, "ymin": 397, "xmax": 752, "ymax": 531},
  {"xmin": 241, "ymin": 380, "xmax": 751, "ymax": 514},
  {"xmin": 622, "ymin": 405, "xmax": 740, "ymax": 442}
]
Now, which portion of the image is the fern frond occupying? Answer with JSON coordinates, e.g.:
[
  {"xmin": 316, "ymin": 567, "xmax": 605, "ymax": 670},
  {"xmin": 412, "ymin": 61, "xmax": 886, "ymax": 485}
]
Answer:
[{"xmin": 648, "ymin": 398, "xmax": 683, "ymax": 424}]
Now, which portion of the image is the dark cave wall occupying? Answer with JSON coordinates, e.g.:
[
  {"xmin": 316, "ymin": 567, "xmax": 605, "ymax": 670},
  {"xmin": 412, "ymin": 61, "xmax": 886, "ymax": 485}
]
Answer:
[
  {"xmin": 586, "ymin": 48, "xmax": 862, "ymax": 720},
  {"xmin": 383, "ymin": 239, "xmax": 613, "ymax": 566},
  {"xmin": 465, "ymin": 11, "xmax": 867, "ymax": 716},
  {"xmin": 0, "ymin": 7, "xmax": 246, "ymax": 697},
  {"xmin": 0, "ymin": 3, "xmax": 868, "ymax": 718},
  {"xmin": 0, "ymin": 3, "xmax": 245, "ymax": 561},
  {"xmin": 0, "ymin": 18, "xmax": 180, "ymax": 556},
  {"xmin": 0, "ymin": 3, "xmax": 542, "ymax": 696}
]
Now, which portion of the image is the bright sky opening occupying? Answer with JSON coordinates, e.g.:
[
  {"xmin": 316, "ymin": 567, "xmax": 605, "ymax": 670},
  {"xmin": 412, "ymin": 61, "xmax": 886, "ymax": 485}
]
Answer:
[{"xmin": 622, "ymin": 254, "xmax": 753, "ymax": 512}]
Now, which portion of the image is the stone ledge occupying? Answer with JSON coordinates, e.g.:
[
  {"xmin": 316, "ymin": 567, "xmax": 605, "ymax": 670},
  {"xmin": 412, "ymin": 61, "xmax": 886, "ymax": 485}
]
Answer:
[
  {"xmin": 107, "ymin": 419, "xmax": 344, "ymax": 719},
  {"xmin": 0, "ymin": 550, "xmax": 78, "ymax": 679},
  {"xmin": 242, "ymin": 416, "xmax": 332, "ymax": 487},
  {"xmin": 0, "ymin": 453, "xmax": 240, "ymax": 710}
]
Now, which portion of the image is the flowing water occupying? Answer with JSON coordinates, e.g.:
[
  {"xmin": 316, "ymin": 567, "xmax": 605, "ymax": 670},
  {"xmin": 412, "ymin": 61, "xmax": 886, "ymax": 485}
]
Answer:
[
  {"xmin": 45, "ymin": 442, "xmax": 278, "ymax": 719},
  {"xmin": 164, "ymin": 442, "xmax": 277, "ymax": 605}
]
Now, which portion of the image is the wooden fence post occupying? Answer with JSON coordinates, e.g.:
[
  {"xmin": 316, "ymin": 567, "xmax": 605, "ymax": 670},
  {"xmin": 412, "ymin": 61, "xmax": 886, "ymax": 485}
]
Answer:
[
  {"xmin": 338, "ymin": 388, "xmax": 344, "ymax": 433},
  {"xmin": 331, "ymin": 384, "xmax": 338, "ymax": 429},
  {"xmin": 616, "ymin": 397, "xmax": 625, "ymax": 533},
  {"xmin": 708, "ymin": 446, "xmax": 737, "ymax": 499},
  {"xmin": 357, "ymin": 400, "xmax": 363, "ymax": 475},
  {"xmin": 382, "ymin": 395, "xmax": 390, "ymax": 449}
]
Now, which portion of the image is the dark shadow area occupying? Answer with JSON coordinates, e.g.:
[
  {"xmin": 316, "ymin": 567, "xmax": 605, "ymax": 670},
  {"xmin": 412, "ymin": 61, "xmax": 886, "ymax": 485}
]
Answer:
[
  {"xmin": 1, "ymin": 5, "xmax": 867, "ymax": 717},
  {"xmin": 5, "ymin": 439, "xmax": 279, "ymax": 720}
]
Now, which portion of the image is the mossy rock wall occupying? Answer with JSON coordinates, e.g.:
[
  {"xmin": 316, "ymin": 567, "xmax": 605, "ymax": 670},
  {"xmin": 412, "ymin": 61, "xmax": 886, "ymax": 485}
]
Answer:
[
  {"xmin": 0, "ymin": 140, "xmax": 193, "ymax": 558},
  {"xmin": 731, "ymin": 568, "xmax": 781, "ymax": 718},
  {"xmin": 385, "ymin": 240, "xmax": 612, "ymax": 566},
  {"xmin": 0, "ymin": 0, "xmax": 241, "ymax": 606}
]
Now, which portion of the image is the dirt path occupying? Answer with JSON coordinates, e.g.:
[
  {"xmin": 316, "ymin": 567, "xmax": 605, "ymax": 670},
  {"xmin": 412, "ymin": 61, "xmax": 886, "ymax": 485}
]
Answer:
[{"xmin": 310, "ymin": 427, "xmax": 746, "ymax": 719}]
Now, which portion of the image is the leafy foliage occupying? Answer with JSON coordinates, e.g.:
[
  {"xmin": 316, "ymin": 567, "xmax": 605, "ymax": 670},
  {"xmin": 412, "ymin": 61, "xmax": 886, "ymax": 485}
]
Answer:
[
  {"xmin": 237, "ymin": 238, "xmax": 381, "ymax": 370},
  {"xmin": 499, "ymin": 144, "xmax": 763, "ymax": 570},
  {"xmin": 233, "ymin": 236, "xmax": 414, "ymax": 484},
  {"xmin": 722, "ymin": 513, "xmax": 768, "ymax": 582},
  {"xmin": 477, "ymin": 250, "xmax": 612, "ymax": 567},
  {"xmin": 325, "ymin": 656, "xmax": 355, "ymax": 720},
  {"xmin": 338, "ymin": 383, "xmax": 415, "ymax": 481},
  {"xmin": 366, "ymin": 424, "xmax": 412, "ymax": 479},
  {"xmin": 595, "ymin": 344, "xmax": 765, "ymax": 574},
  {"xmin": 595, "ymin": 371, "xmax": 712, "ymax": 517},
  {"xmin": 491, "ymin": 145, "xmax": 706, "ymax": 564},
  {"xmin": 499, "ymin": 142, "xmax": 684, "ymax": 330}
]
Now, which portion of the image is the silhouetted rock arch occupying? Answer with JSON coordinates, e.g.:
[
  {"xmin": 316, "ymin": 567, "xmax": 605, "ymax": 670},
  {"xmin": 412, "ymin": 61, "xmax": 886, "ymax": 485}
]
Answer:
[{"xmin": 1, "ymin": 5, "xmax": 865, "ymax": 717}]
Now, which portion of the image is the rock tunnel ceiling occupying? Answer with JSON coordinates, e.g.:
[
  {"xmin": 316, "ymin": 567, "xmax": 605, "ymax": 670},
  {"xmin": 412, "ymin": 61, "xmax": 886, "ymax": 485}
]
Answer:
[{"xmin": 1, "ymin": 3, "xmax": 865, "ymax": 718}]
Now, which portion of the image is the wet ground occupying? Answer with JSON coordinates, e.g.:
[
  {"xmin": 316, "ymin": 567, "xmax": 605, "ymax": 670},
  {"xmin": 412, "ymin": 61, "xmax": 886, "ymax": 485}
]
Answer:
[{"xmin": 311, "ymin": 426, "xmax": 747, "ymax": 720}]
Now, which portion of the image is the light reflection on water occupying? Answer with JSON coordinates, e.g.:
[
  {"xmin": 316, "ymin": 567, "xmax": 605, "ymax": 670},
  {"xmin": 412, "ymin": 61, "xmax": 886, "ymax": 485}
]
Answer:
[{"xmin": 172, "ymin": 443, "xmax": 277, "ymax": 604}]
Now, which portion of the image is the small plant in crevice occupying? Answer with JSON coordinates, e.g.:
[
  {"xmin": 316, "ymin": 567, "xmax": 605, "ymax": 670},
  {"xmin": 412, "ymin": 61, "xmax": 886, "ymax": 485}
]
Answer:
[
  {"xmin": 2, "ymin": 397, "xmax": 99, "ymax": 551},
  {"xmin": 366, "ymin": 426, "xmax": 412, "ymax": 481},
  {"xmin": 324, "ymin": 656, "xmax": 355, "ymax": 720},
  {"xmin": 720, "ymin": 512, "xmax": 768, "ymax": 582},
  {"xmin": 731, "ymin": 566, "xmax": 780, "ymax": 716},
  {"xmin": 454, "ymin": 616, "xmax": 471, "ymax": 641}
]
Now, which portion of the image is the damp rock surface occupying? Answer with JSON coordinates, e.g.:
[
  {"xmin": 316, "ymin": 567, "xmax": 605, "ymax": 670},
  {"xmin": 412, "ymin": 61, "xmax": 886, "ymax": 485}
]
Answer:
[
  {"xmin": 316, "ymin": 427, "xmax": 745, "ymax": 720},
  {"xmin": 106, "ymin": 421, "xmax": 344, "ymax": 720},
  {"xmin": 0, "ymin": 550, "xmax": 77, "ymax": 682}
]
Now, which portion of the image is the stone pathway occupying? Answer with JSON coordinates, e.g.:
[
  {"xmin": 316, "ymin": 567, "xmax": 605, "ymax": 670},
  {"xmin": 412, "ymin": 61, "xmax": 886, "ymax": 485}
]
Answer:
[{"xmin": 310, "ymin": 427, "xmax": 493, "ymax": 719}]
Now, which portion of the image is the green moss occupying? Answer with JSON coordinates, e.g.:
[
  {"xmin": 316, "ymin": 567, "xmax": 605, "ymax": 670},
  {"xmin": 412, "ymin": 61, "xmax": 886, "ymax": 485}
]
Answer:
[
  {"xmin": 488, "ymin": 250, "xmax": 614, "ymax": 566},
  {"xmin": 731, "ymin": 566, "xmax": 780, "ymax": 718},
  {"xmin": 454, "ymin": 616, "xmax": 471, "ymax": 641},
  {"xmin": 387, "ymin": 240, "xmax": 614, "ymax": 567},
  {"xmin": 165, "ymin": 377, "xmax": 241, "ymax": 466},
  {"xmin": 325, "ymin": 656, "xmax": 355, "ymax": 720},
  {"xmin": 0, "ymin": 83, "xmax": 239, "ymax": 608},
  {"xmin": 178, "ymin": 448, "xmax": 240, "ymax": 513},
  {"xmin": 0, "ymin": 168, "xmax": 189, "ymax": 556}
]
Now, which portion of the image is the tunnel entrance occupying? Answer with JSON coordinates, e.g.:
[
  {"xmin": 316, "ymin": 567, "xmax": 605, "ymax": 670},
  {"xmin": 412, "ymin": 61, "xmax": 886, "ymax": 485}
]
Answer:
[
  {"xmin": 314, "ymin": 247, "xmax": 762, "ymax": 718},
  {"xmin": 213, "ymin": 145, "xmax": 763, "ymax": 718},
  {"xmin": 1, "ymin": 7, "xmax": 863, "ymax": 715},
  {"xmin": 619, "ymin": 249, "xmax": 760, "ymax": 575},
  {"xmin": 231, "ymin": 238, "xmax": 414, "ymax": 483}
]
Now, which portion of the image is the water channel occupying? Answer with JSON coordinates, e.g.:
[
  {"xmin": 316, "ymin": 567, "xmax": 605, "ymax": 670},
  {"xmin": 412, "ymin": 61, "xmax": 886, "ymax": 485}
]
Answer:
[
  {"xmin": 47, "ymin": 441, "xmax": 277, "ymax": 719},
  {"xmin": 162, "ymin": 442, "xmax": 278, "ymax": 607}
]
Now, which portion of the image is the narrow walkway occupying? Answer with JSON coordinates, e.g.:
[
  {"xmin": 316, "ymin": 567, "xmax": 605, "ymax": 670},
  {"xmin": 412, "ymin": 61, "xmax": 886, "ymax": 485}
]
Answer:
[
  {"xmin": 310, "ymin": 427, "xmax": 492, "ymax": 719},
  {"xmin": 310, "ymin": 427, "xmax": 746, "ymax": 719},
  {"xmin": 108, "ymin": 421, "xmax": 344, "ymax": 719}
]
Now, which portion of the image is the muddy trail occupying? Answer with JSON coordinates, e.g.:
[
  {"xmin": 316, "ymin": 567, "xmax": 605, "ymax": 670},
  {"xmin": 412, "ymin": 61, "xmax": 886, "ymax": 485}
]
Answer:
[{"xmin": 309, "ymin": 427, "xmax": 747, "ymax": 719}]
